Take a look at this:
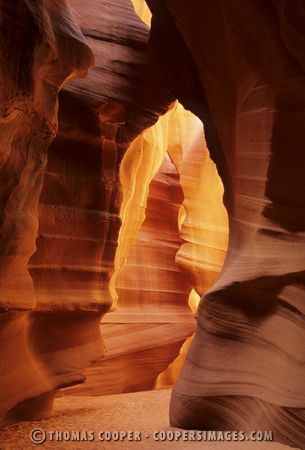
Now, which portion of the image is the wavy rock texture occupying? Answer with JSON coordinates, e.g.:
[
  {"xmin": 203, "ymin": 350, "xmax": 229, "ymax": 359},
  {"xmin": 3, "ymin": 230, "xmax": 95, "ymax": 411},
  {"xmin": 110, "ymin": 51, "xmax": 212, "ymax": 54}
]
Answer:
[
  {"xmin": 156, "ymin": 104, "xmax": 228, "ymax": 388},
  {"xmin": 0, "ymin": 0, "xmax": 172, "ymax": 424},
  {"xmin": 29, "ymin": 0, "xmax": 171, "ymax": 310},
  {"xmin": 0, "ymin": 0, "xmax": 93, "ymax": 424},
  {"xmin": 62, "ymin": 107, "xmax": 194, "ymax": 396},
  {"xmin": 147, "ymin": 0, "xmax": 305, "ymax": 448},
  {"xmin": 166, "ymin": 105, "xmax": 228, "ymax": 299},
  {"xmin": 0, "ymin": 0, "xmax": 92, "ymax": 311},
  {"xmin": 62, "ymin": 102, "xmax": 228, "ymax": 396},
  {"xmin": 32, "ymin": 0, "xmax": 176, "ymax": 399}
]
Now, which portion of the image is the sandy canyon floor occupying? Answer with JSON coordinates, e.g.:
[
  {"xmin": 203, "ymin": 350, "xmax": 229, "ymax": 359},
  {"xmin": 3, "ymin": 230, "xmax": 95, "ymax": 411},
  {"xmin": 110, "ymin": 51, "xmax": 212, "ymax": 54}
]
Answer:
[{"xmin": 0, "ymin": 390, "xmax": 297, "ymax": 450}]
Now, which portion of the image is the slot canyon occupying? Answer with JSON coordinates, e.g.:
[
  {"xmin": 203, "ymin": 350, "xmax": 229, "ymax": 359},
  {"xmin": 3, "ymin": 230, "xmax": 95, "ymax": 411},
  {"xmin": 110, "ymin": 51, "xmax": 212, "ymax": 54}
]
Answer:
[{"xmin": 0, "ymin": 1, "xmax": 304, "ymax": 449}]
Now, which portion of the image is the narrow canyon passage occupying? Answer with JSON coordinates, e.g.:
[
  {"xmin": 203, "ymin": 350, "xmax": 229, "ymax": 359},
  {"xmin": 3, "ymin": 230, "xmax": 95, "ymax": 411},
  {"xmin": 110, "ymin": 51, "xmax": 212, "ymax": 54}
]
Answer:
[
  {"xmin": 1, "ymin": 1, "xmax": 305, "ymax": 449},
  {"xmin": 60, "ymin": 102, "xmax": 228, "ymax": 397},
  {"xmin": 0, "ymin": 0, "xmax": 228, "ymax": 426}
]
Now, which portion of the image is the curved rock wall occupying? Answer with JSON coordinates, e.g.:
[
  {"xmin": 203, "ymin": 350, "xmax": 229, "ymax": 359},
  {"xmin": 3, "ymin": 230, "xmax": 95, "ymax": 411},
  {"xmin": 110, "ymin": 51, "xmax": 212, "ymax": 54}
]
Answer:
[
  {"xmin": 147, "ymin": 1, "xmax": 305, "ymax": 448},
  {"xmin": 131, "ymin": 0, "xmax": 152, "ymax": 26},
  {"xmin": 156, "ymin": 104, "xmax": 228, "ymax": 389},
  {"xmin": 63, "ymin": 148, "xmax": 195, "ymax": 395},
  {"xmin": 61, "ymin": 107, "xmax": 192, "ymax": 395},
  {"xmin": 0, "ymin": 0, "xmax": 92, "ymax": 311},
  {"xmin": 62, "ymin": 102, "xmax": 228, "ymax": 396},
  {"xmin": 4, "ymin": 1, "xmax": 300, "ymax": 441},
  {"xmin": 0, "ymin": 0, "xmax": 172, "ymax": 424},
  {"xmin": 30, "ymin": 0, "xmax": 171, "ymax": 311},
  {"xmin": 0, "ymin": 0, "xmax": 93, "ymax": 424},
  {"xmin": 166, "ymin": 104, "xmax": 228, "ymax": 298}
]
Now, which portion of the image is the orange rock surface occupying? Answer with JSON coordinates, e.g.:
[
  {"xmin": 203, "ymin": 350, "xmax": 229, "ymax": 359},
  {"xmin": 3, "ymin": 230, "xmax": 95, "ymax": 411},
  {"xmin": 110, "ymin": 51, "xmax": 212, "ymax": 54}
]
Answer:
[
  {"xmin": 0, "ymin": 0, "xmax": 172, "ymax": 424},
  {"xmin": 2, "ymin": 3, "xmax": 303, "ymax": 449},
  {"xmin": 61, "ymin": 102, "xmax": 228, "ymax": 396},
  {"xmin": 147, "ymin": 0, "xmax": 305, "ymax": 447},
  {"xmin": 0, "ymin": 0, "xmax": 93, "ymax": 424}
]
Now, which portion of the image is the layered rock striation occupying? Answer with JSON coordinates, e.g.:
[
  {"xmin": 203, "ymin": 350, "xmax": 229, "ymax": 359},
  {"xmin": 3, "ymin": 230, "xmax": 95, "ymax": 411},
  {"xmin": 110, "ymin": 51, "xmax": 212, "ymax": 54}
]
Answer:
[
  {"xmin": 0, "ymin": 0, "xmax": 172, "ymax": 424},
  {"xmin": 147, "ymin": 1, "xmax": 305, "ymax": 448},
  {"xmin": 63, "ymin": 148, "xmax": 195, "ymax": 395},
  {"xmin": 0, "ymin": 0, "xmax": 93, "ymax": 424},
  {"xmin": 61, "ymin": 101, "xmax": 228, "ymax": 396}
]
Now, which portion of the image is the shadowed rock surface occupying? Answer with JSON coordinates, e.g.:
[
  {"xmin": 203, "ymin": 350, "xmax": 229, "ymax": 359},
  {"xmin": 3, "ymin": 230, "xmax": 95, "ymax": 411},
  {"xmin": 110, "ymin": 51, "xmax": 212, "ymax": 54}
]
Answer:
[
  {"xmin": 1, "ymin": 1, "xmax": 304, "ymax": 448},
  {"xmin": 146, "ymin": 1, "xmax": 305, "ymax": 448},
  {"xmin": 0, "ymin": 390, "xmax": 297, "ymax": 450},
  {"xmin": 0, "ymin": 0, "xmax": 93, "ymax": 424},
  {"xmin": 0, "ymin": 0, "xmax": 172, "ymax": 424}
]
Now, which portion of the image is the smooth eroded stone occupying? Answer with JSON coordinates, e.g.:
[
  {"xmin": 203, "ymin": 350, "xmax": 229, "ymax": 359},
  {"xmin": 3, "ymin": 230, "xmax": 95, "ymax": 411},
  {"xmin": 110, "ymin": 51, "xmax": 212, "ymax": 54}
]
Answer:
[{"xmin": 147, "ymin": 1, "xmax": 305, "ymax": 448}]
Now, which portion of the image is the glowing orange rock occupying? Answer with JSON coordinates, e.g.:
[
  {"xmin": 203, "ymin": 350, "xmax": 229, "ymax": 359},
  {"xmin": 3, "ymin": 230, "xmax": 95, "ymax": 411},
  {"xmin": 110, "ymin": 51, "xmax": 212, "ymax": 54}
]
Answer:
[{"xmin": 147, "ymin": 1, "xmax": 305, "ymax": 447}]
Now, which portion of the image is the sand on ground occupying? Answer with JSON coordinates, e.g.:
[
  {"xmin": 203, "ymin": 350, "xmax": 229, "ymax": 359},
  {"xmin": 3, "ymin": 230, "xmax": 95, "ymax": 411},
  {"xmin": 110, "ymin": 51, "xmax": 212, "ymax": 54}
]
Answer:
[{"xmin": 0, "ymin": 390, "xmax": 297, "ymax": 450}]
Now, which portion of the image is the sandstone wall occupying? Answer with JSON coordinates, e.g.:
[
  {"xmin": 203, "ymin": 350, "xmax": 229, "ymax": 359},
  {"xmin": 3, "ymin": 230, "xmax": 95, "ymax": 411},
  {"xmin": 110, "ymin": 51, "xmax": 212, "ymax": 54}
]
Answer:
[
  {"xmin": 147, "ymin": 1, "xmax": 305, "ymax": 448},
  {"xmin": 0, "ymin": 0, "xmax": 172, "ymax": 424}
]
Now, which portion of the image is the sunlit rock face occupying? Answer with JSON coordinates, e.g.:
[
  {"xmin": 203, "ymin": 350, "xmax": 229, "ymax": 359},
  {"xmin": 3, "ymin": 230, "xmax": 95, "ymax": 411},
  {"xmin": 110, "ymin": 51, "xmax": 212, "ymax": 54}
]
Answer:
[
  {"xmin": 156, "ymin": 104, "xmax": 228, "ymax": 389},
  {"xmin": 63, "ymin": 149, "xmax": 195, "ymax": 395},
  {"xmin": 61, "ymin": 107, "xmax": 193, "ymax": 397},
  {"xmin": 28, "ymin": 0, "xmax": 173, "ymax": 401},
  {"xmin": 61, "ymin": 101, "xmax": 228, "ymax": 396},
  {"xmin": 166, "ymin": 105, "xmax": 228, "ymax": 298},
  {"xmin": 147, "ymin": 1, "xmax": 305, "ymax": 447},
  {"xmin": 101, "ymin": 106, "xmax": 208, "ymax": 395},
  {"xmin": 29, "ymin": 0, "xmax": 171, "ymax": 310},
  {"xmin": 0, "ymin": 0, "xmax": 172, "ymax": 424},
  {"xmin": 131, "ymin": 0, "xmax": 152, "ymax": 26},
  {"xmin": 0, "ymin": 0, "xmax": 228, "ymax": 422}
]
